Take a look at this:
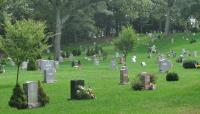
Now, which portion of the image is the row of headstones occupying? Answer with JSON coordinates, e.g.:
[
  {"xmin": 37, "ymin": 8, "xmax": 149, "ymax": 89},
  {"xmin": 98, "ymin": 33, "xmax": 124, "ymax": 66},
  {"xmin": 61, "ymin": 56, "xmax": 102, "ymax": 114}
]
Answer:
[
  {"xmin": 22, "ymin": 60, "xmax": 58, "ymax": 108},
  {"xmin": 21, "ymin": 60, "xmax": 57, "ymax": 83},
  {"xmin": 24, "ymin": 79, "xmax": 92, "ymax": 107}
]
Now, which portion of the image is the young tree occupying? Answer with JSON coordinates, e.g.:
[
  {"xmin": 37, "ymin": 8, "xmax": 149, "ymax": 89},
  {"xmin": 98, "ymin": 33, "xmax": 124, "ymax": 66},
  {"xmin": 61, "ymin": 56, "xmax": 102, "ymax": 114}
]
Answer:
[
  {"xmin": 1, "ymin": 19, "xmax": 49, "ymax": 84},
  {"xmin": 114, "ymin": 26, "xmax": 137, "ymax": 61}
]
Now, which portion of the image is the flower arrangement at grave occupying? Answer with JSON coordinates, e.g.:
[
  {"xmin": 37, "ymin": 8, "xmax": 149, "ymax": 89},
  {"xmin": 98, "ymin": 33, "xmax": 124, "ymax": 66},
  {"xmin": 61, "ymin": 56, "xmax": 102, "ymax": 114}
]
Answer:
[
  {"xmin": 131, "ymin": 73, "xmax": 156, "ymax": 91},
  {"xmin": 76, "ymin": 85, "xmax": 96, "ymax": 99}
]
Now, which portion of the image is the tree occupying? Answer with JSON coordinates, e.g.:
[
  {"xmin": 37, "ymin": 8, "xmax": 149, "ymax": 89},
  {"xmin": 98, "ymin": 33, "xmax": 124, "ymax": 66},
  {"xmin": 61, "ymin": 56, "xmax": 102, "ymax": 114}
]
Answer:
[
  {"xmin": 114, "ymin": 26, "xmax": 137, "ymax": 61},
  {"xmin": 1, "ymin": 19, "xmax": 49, "ymax": 84},
  {"xmin": 33, "ymin": 0, "xmax": 108, "ymax": 61}
]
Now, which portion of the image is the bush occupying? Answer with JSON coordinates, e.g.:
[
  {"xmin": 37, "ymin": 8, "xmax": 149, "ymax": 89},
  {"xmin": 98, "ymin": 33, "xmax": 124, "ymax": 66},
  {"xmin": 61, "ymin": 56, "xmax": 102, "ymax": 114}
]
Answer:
[
  {"xmin": 166, "ymin": 72, "xmax": 179, "ymax": 81},
  {"xmin": 0, "ymin": 58, "xmax": 7, "ymax": 65},
  {"xmin": 38, "ymin": 81, "xmax": 49, "ymax": 106},
  {"xmin": 48, "ymin": 55, "xmax": 53, "ymax": 60},
  {"xmin": 183, "ymin": 60, "xmax": 198, "ymax": 69},
  {"xmin": 190, "ymin": 39, "xmax": 197, "ymax": 44},
  {"xmin": 86, "ymin": 48, "xmax": 95, "ymax": 56},
  {"xmin": 9, "ymin": 83, "xmax": 27, "ymax": 109},
  {"xmin": 176, "ymin": 57, "xmax": 183, "ymax": 63},
  {"xmin": 114, "ymin": 26, "xmax": 137, "ymax": 56},
  {"xmin": 131, "ymin": 73, "xmax": 156, "ymax": 91},
  {"xmin": 132, "ymin": 81, "xmax": 144, "ymax": 91},
  {"xmin": 27, "ymin": 59, "xmax": 38, "ymax": 71},
  {"xmin": 0, "ymin": 64, "xmax": 5, "ymax": 73},
  {"xmin": 72, "ymin": 49, "xmax": 81, "ymax": 56}
]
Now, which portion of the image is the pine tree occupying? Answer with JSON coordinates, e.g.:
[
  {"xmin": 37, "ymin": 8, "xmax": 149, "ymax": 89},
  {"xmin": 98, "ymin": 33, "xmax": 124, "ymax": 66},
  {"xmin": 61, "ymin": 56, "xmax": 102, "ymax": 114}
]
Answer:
[{"xmin": 9, "ymin": 83, "xmax": 27, "ymax": 109}]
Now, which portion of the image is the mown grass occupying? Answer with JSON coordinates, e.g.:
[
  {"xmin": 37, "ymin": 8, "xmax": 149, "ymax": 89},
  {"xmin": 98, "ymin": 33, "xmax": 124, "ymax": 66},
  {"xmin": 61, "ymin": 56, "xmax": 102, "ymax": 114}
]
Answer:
[{"xmin": 1, "ymin": 33, "xmax": 200, "ymax": 114}]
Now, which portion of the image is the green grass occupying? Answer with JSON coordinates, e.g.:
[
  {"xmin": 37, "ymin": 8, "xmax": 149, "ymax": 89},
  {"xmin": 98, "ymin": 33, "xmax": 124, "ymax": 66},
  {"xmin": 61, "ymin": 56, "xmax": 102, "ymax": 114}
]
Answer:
[{"xmin": 1, "ymin": 33, "xmax": 200, "ymax": 114}]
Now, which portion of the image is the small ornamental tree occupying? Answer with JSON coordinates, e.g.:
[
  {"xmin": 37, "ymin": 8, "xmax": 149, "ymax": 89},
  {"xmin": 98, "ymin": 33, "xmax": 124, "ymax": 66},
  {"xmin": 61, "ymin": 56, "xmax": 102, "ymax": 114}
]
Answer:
[
  {"xmin": 1, "ymin": 19, "xmax": 49, "ymax": 84},
  {"xmin": 114, "ymin": 26, "xmax": 137, "ymax": 62}
]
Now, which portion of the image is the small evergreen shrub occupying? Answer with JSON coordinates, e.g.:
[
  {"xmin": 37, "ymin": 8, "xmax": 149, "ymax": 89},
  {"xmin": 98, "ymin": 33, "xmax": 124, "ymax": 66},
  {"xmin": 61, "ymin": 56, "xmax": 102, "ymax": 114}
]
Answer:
[
  {"xmin": 9, "ymin": 83, "xmax": 27, "ymax": 109},
  {"xmin": 166, "ymin": 72, "xmax": 179, "ymax": 81},
  {"xmin": 190, "ymin": 39, "xmax": 197, "ymax": 44},
  {"xmin": 132, "ymin": 81, "xmax": 144, "ymax": 91},
  {"xmin": 38, "ymin": 81, "xmax": 49, "ymax": 106},
  {"xmin": 183, "ymin": 60, "xmax": 198, "ymax": 69},
  {"xmin": 176, "ymin": 57, "xmax": 183, "ymax": 63},
  {"xmin": 0, "ymin": 64, "xmax": 5, "ymax": 73},
  {"xmin": 48, "ymin": 55, "xmax": 53, "ymax": 60},
  {"xmin": 72, "ymin": 49, "xmax": 81, "ymax": 56},
  {"xmin": 27, "ymin": 59, "xmax": 38, "ymax": 71}
]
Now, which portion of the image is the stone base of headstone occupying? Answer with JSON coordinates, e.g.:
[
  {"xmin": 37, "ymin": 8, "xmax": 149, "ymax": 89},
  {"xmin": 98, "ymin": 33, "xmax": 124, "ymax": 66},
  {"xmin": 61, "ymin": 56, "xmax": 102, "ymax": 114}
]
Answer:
[
  {"xmin": 120, "ymin": 66, "xmax": 129, "ymax": 84},
  {"xmin": 23, "ymin": 81, "xmax": 40, "ymax": 108},
  {"xmin": 70, "ymin": 80, "xmax": 84, "ymax": 99}
]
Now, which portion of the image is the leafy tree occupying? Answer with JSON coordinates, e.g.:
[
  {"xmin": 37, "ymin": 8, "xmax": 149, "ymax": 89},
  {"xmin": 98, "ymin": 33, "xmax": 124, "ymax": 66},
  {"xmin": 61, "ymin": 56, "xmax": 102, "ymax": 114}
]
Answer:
[
  {"xmin": 1, "ymin": 19, "xmax": 49, "ymax": 84},
  {"xmin": 33, "ymin": 0, "xmax": 108, "ymax": 61},
  {"xmin": 114, "ymin": 26, "xmax": 137, "ymax": 61}
]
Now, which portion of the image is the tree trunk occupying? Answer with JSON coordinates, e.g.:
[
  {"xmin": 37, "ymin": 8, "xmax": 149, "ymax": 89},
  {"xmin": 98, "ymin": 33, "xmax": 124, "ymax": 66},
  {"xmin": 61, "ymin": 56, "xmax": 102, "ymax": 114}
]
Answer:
[
  {"xmin": 54, "ymin": 8, "xmax": 62, "ymax": 61},
  {"xmin": 159, "ymin": 18, "xmax": 162, "ymax": 32},
  {"xmin": 16, "ymin": 64, "xmax": 20, "ymax": 84},
  {"xmin": 164, "ymin": 8, "xmax": 170, "ymax": 36}
]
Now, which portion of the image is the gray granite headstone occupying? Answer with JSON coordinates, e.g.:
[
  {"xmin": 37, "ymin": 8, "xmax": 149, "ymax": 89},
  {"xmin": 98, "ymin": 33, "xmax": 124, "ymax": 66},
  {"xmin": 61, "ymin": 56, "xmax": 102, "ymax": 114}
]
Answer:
[
  {"xmin": 23, "ymin": 81, "xmax": 40, "ymax": 108},
  {"xmin": 39, "ymin": 60, "xmax": 55, "ymax": 71},
  {"xmin": 44, "ymin": 68, "xmax": 56, "ymax": 83},
  {"xmin": 159, "ymin": 60, "xmax": 172, "ymax": 73}
]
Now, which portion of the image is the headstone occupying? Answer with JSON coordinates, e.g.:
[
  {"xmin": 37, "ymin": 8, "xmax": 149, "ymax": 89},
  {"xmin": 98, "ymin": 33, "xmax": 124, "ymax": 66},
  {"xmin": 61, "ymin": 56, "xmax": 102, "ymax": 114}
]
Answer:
[
  {"xmin": 139, "ymin": 72, "xmax": 156, "ymax": 90},
  {"xmin": 54, "ymin": 61, "xmax": 59, "ymax": 69},
  {"xmin": 141, "ymin": 62, "xmax": 146, "ymax": 67},
  {"xmin": 21, "ymin": 61, "xmax": 28, "ymax": 70},
  {"xmin": 119, "ymin": 56, "xmax": 125, "ymax": 65},
  {"xmin": 23, "ymin": 81, "xmax": 40, "ymax": 108},
  {"xmin": 69, "ymin": 53, "xmax": 74, "ymax": 61},
  {"xmin": 171, "ymin": 50, "xmax": 176, "ymax": 58},
  {"xmin": 59, "ymin": 56, "xmax": 64, "ymax": 62},
  {"xmin": 171, "ymin": 38, "xmax": 174, "ymax": 44},
  {"xmin": 111, "ymin": 57, "xmax": 117, "ymax": 70},
  {"xmin": 148, "ymin": 52, "xmax": 152, "ymax": 58},
  {"xmin": 159, "ymin": 59, "xmax": 172, "ymax": 73},
  {"xmin": 182, "ymin": 49, "xmax": 187, "ymax": 57},
  {"xmin": 131, "ymin": 56, "xmax": 136, "ymax": 63},
  {"xmin": 120, "ymin": 66, "xmax": 129, "ymax": 84},
  {"xmin": 39, "ymin": 60, "xmax": 55, "ymax": 71},
  {"xmin": 70, "ymin": 80, "xmax": 84, "ymax": 99},
  {"xmin": 44, "ymin": 68, "xmax": 56, "ymax": 83},
  {"xmin": 193, "ymin": 51, "xmax": 197, "ymax": 57},
  {"xmin": 0, "ymin": 65, "xmax": 5, "ymax": 73}
]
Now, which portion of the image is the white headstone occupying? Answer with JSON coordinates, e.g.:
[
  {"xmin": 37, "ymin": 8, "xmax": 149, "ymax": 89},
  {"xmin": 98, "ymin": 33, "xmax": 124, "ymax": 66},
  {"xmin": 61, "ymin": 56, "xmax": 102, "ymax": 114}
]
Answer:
[
  {"xmin": 141, "ymin": 62, "xmax": 146, "ymax": 67},
  {"xmin": 131, "ymin": 56, "xmax": 136, "ymax": 63},
  {"xmin": 21, "ymin": 61, "xmax": 28, "ymax": 70}
]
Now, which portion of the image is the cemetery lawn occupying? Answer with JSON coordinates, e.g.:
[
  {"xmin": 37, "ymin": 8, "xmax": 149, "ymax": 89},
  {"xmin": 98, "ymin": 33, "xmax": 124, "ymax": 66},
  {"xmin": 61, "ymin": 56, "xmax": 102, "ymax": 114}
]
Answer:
[{"xmin": 1, "ymin": 33, "xmax": 200, "ymax": 114}]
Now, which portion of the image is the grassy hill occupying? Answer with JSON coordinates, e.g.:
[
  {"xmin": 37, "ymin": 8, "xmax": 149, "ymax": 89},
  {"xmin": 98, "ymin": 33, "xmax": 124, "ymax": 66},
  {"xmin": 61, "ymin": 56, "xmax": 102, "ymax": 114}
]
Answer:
[{"xmin": 1, "ymin": 33, "xmax": 200, "ymax": 114}]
